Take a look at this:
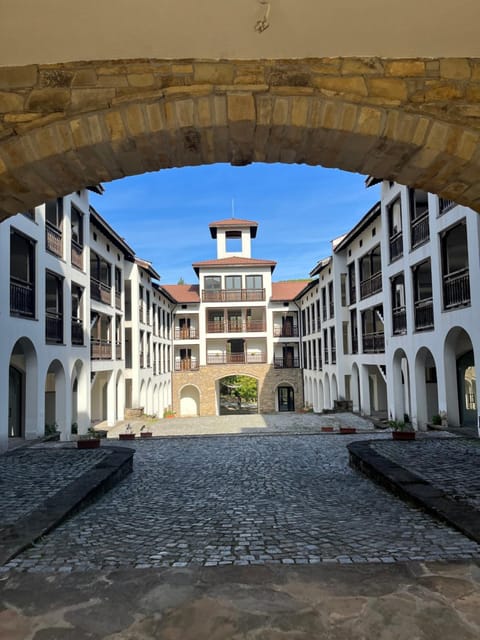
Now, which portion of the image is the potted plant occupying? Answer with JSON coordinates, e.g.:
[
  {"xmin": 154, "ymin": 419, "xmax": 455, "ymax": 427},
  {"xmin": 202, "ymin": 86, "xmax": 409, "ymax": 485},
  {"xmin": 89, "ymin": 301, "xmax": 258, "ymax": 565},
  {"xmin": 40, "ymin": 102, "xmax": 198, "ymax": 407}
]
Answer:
[
  {"xmin": 163, "ymin": 407, "xmax": 175, "ymax": 419},
  {"xmin": 44, "ymin": 422, "xmax": 60, "ymax": 441},
  {"xmin": 321, "ymin": 426, "xmax": 334, "ymax": 433},
  {"xmin": 431, "ymin": 414, "xmax": 442, "ymax": 426},
  {"xmin": 119, "ymin": 424, "xmax": 136, "ymax": 440},
  {"xmin": 439, "ymin": 410, "xmax": 448, "ymax": 428},
  {"xmin": 140, "ymin": 424, "xmax": 153, "ymax": 438},
  {"xmin": 77, "ymin": 427, "xmax": 101, "ymax": 449},
  {"xmin": 388, "ymin": 419, "xmax": 416, "ymax": 441}
]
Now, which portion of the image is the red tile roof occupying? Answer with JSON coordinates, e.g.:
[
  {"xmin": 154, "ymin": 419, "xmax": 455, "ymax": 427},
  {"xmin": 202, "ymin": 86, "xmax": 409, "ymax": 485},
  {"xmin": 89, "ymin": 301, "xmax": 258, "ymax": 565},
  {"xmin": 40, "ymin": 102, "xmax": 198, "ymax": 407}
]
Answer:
[
  {"xmin": 160, "ymin": 284, "xmax": 200, "ymax": 303},
  {"xmin": 271, "ymin": 280, "xmax": 311, "ymax": 301},
  {"xmin": 192, "ymin": 256, "xmax": 276, "ymax": 272}
]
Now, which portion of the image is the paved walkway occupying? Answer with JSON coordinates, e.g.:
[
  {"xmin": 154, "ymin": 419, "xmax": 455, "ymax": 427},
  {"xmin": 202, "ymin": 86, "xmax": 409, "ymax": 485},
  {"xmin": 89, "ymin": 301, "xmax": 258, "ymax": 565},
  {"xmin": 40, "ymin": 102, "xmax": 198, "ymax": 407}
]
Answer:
[{"xmin": 105, "ymin": 411, "xmax": 377, "ymax": 438}]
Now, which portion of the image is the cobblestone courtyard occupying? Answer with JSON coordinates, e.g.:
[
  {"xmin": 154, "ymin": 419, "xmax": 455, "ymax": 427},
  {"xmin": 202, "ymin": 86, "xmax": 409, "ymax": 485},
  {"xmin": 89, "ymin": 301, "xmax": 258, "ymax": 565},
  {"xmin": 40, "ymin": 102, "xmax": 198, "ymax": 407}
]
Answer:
[{"xmin": 5, "ymin": 433, "xmax": 480, "ymax": 573}]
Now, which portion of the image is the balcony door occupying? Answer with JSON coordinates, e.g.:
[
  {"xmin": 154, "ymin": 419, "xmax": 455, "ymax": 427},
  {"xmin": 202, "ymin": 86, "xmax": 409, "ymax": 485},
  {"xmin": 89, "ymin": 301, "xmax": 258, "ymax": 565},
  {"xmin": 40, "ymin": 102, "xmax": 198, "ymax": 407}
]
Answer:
[
  {"xmin": 278, "ymin": 386, "xmax": 295, "ymax": 412},
  {"xmin": 283, "ymin": 346, "xmax": 294, "ymax": 367},
  {"xmin": 228, "ymin": 339, "xmax": 244, "ymax": 363},
  {"xmin": 179, "ymin": 317, "xmax": 191, "ymax": 339},
  {"xmin": 180, "ymin": 348, "xmax": 192, "ymax": 370},
  {"xmin": 282, "ymin": 316, "xmax": 294, "ymax": 337}
]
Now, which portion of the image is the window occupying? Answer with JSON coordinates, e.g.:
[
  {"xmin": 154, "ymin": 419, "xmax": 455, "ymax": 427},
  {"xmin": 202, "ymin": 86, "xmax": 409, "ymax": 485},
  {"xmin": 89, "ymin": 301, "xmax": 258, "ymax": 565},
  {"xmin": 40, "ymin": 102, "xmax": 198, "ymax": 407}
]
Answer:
[
  {"xmin": 71, "ymin": 284, "xmax": 84, "ymax": 345},
  {"xmin": 10, "ymin": 230, "xmax": 36, "ymax": 317},
  {"xmin": 45, "ymin": 199, "xmax": 63, "ymax": 257},
  {"xmin": 328, "ymin": 281, "xmax": 334, "ymax": 318},
  {"xmin": 441, "ymin": 222, "xmax": 470, "ymax": 309},
  {"xmin": 45, "ymin": 271, "xmax": 63, "ymax": 344},
  {"xmin": 225, "ymin": 275, "xmax": 241, "ymax": 290},
  {"xmin": 330, "ymin": 327, "xmax": 336, "ymax": 364},
  {"xmin": 412, "ymin": 260, "xmax": 434, "ymax": 331},
  {"xmin": 387, "ymin": 197, "xmax": 403, "ymax": 262},
  {"xmin": 246, "ymin": 275, "xmax": 262, "ymax": 290},
  {"xmin": 22, "ymin": 208, "xmax": 35, "ymax": 221},
  {"xmin": 45, "ymin": 199, "xmax": 63, "ymax": 229},
  {"xmin": 321, "ymin": 288, "xmax": 327, "ymax": 321},
  {"xmin": 391, "ymin": 273, "xmax": 406, "ymax": 335},
  {"xmin": 409, "ymin": 188, "xmax": 430, "ymax": 249},
  {"xmin": 71, "ymin": 205, "xmax": 83, "ymax": 245},
  {"xmin": 361, "ymin": 306, "xmax": 384, "ymax": 353},
  {"xmin": 359, "ymin": 246, "xmax": 382, "ymax": 299},
  {"xmin": 204, "ymin": 276, "xmax": 221, "ymax": 290},
  {"xmin": 350, "ymin": 310, "xmax": 358, "ymax": 354},
  {"xmin": 348, "ymin": 262, "xmax": 356, "ymax": 305}
]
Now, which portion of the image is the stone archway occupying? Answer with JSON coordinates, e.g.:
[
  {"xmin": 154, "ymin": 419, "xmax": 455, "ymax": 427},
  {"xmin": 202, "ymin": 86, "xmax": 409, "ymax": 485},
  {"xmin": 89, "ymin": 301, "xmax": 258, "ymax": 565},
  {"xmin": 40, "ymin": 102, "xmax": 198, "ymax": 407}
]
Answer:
[
  {"xmin": 414, "ymin": 347, "xmax": 439, "ymax": 430},
  {"xmin": 7, "ymin": 337, "xmax": 39, "ymax": 442},
  {"xmin": 2, "ymin": 57, "xmax": 480, "ymax": 217},
  {"xmin": 44, "ymin": 359, "xmax": 67, "ymax": 438}
]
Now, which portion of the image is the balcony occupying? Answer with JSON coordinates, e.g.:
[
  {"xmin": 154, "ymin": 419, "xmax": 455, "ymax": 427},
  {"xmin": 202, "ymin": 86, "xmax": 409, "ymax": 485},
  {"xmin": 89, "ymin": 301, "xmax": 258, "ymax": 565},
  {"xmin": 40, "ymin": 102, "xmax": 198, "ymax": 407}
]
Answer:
[
  {"xmin": 392, "ymin": 306, "xmax": 407, "ymax": 335},
  {"xmin": 91, "ymin": 277, "xmax": 112, "ymax": 305},
  {"xmin": 274, "ymin": 357, "xmax": 300, "ymax": 368},
  {"xmin": 331, "ymin": 347, "xmax": 336, "ymax": 364},
  {"xmin": 46, "ymin": 311, "xmax": 63, "ymax": 343},
  {"xmin": 202, "ymin": 288, "xmax": 265, "ymax": 302},
  {"xmin": 71, "ymin": 239, "xmax": 83, "ymax": 270},
  {"xmin": 175, "ymin": 327, "xmax": 199, "ymax": 340},
  {"xmin": 71, "ymin": 319, "xmax": 84, "ymax": 345},
  {"xmin": 273, "ymin": 325, "xmax": 299, "ymax": 338},
  {"xmin": 115, "ymin": 292, "xmax": 121, "ymax": 310},
  {"xmin": 360, "ymin": 273, "xmax": 382, "ymax": 299},
  {"xmin": 45, "ymin": 222, "xmax": 62, "ymax": 257},
  {"xmin": 91, "ymin": 339, "xmax": 112, "ymax": 359},
  {"xmin": 116, "ymin": 342, "xmax": 122, "ymax": 359},
  {"xmin": 207, "ymin": 320, "xmax": 266, "ymax": 333},
  {"xmin": 362, "ymin": 332, "xmax": 385, "ymax": 354},
  {"xmin": 10, "ymin": 279, "xmax": 35, "ymax": 317},
  {"xmin": 174, "ymin": 359, "xmax": 200, "ymax": 371},
  {"xmin": 349, "ymin": 285, "xmax": 356, "ymax": 306},
  {"xmin": 439, "ymin": 198, "xmax": 456, "ymax": 215},
  {"xmin": 443, "ymin": 268, "xmax": 471, "ymax": 309},
  {"xmin": 389, "ymin": 232, "xmax": 403, "ymax": 262},
  {"xmin": 411, "ymin": 214, "xmax": 430, "ymax": 249},
  {"xmin": 414, "ymin": 298, "xmax": 434, "ymax": 331},
  {"xmin": 207, "ymin": 352, "xmax": 267, "ymax": 365},
  {"xmin": 351, "ymin": 336, "xmax": 358, "ymax": 354}
]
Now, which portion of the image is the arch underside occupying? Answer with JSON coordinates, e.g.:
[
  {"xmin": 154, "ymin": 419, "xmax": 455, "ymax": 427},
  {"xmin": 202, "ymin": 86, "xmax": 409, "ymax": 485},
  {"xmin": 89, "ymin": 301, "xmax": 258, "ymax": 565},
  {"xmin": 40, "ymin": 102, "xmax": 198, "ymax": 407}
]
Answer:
[{"xmin": 1, "ymin": 57, "xmax": 480, "ymax": 217}]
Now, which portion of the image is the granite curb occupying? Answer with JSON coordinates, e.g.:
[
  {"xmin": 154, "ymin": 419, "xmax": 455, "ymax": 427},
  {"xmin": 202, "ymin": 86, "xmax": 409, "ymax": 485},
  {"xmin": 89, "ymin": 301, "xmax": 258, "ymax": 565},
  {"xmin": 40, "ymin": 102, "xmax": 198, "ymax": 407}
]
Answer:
[
  {"xmin": 0, "ymin": 446, "xmax": 134, "ymax": 566},
  {"xmin": 348, "ymin": 439, "xmax": 480, "ymax": 544}
]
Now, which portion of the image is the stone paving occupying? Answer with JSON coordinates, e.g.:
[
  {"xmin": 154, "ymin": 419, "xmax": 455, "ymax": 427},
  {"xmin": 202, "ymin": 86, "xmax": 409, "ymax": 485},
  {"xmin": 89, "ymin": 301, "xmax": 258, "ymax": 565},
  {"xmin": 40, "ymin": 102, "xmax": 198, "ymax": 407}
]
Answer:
[
  {"xmin": 5, "ymin": 432, "xmax": 480, "ymax": 573},
  {"xmin": 371, "ymin": 437, "xmax": 480, "ymax": 510},
  {"xmin": 0, "ymin": 447, "xmax": 110, "ymax": 526}
]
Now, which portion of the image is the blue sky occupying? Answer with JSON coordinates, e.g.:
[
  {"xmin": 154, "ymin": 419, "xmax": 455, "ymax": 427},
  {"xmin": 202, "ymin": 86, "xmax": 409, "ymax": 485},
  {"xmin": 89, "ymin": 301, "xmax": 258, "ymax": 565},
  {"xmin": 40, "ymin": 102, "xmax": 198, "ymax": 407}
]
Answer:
[{"xmin": 90, "ymin": 164, "xmax": 380, "ymax": 285}]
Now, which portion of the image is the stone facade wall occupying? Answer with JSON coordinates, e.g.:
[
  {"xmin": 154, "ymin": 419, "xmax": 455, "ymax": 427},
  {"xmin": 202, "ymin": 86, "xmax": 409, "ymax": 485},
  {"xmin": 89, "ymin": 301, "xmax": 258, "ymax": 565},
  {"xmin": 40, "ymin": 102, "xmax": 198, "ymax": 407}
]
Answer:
[
  {"xmin": 1, "ymin": 58, "xmax": 480, "ymax": 216},
  {"xmin": 172, "ymin": 364, "xmax": 304, "ymax": 416}
]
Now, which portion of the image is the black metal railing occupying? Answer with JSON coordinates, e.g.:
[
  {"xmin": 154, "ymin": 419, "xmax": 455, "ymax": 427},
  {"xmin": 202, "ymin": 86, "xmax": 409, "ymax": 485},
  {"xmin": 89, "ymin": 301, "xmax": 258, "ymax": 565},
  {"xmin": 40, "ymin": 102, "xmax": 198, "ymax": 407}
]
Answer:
[
  {"xmin": 411, "ymin": 214, "xmax": 430, "ymax": 249},
  {"xmin": 10, "ymin": 279, "xmax": 35, "ymax": 317},
  {"xmin": 443, "ymin": 268, "xmax": 470, "ymax": 309},
  {"xmin": 71, "ymin": 318, "xmax": 84, "ymax": 345},
  {"xmin": 389, "ymin": 232, "xmax": 403, "ymax": 262},
  {"xmin": 206, "ymin": 352, "xmax": 266, "ymax": 365},
  {"xmin": 362, "ymin": 332, "xmax": 385, "ymax": 353},
  {"xmin": 439, "ymin": 197, "xmax": 456, "ymax": 215},
  {"xmin": 360, "ymin": 272, "xmax": 382, "ymax": 299},
  {"xmin": 351, "ymin": 336, "xmax": 358, "ymax": 354},
  {"xmin": 274, "ymin": 357, "xmax": 300, "ymax": 368},
  {"xmin": 46, "ymin": 311, "xmax": 63, "ymax": 343},
  {"xmin": 414, "ymin": 298, "xmax": 434, "ymax": 330},
  {"xmin": 202, "ymin": 289, "xmax": 265, "ymax": 302},
  {"xmin": 392, "ymin": 306, "xmax": 407, "ymax": 334}
]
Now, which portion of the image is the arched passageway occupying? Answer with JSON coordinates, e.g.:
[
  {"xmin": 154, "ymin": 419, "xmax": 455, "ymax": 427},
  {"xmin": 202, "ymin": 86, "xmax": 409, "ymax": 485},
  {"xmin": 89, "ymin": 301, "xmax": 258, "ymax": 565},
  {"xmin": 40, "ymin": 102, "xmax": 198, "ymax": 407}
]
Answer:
[
  {"xmin": 44, "ymin": 359, "xmax": 67, "ymax": 437},
  {"xmin": 444, "ymin": 328, "xmax": 477, "ymax": 427},
  {"xmin": 218, "ymin": 375, "xmax": 258, "ymax": 415},
  {"xmin": 8, "ymin": 338, "xmax": 38, "ymax": 439},
  {"xmin": 2, "ymin": 57, "xmax": 480, "ymax": 217},
  {"xmin": 415, "ymin": 348, "xmax": 439, "ymax": 430},
  {"xmin": 391, "ymin": 349, "xmax": 411, "ymax": 423}
]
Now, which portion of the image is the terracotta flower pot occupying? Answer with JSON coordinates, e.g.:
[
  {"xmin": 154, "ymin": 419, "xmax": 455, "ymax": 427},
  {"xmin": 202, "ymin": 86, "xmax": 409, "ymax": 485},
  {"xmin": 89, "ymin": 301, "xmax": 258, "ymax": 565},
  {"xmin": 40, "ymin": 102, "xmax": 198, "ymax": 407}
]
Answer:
[
  {"xmin": 119, "ymin": 433, "xmax": 136, "ymax": 440},
  {"xmin": 77, "ymin": 438, "xmax": 100, "ymax": 449},
  {"xmin": 339, "ymin": 427, "xmax": 356, "ymax": 434},
  {"xmin": 392, "ymin": 431, "xmax": 415, "ymax": 441},
  {"xmin": 140, "ymin": 432, "xmax": 153, "ymax": 438},
  {"xmin": 321, "ymin": 426, "xmax": 334, "ymax": 432}
]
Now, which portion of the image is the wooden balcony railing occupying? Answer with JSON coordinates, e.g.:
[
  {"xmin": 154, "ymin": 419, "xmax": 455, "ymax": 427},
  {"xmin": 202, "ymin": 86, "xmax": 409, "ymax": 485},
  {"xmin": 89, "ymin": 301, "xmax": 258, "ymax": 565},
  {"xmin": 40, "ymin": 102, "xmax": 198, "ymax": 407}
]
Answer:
[
  {"xmin": 206, "ymin": 320, "xmax": 266, "ymax": 333},
  {"xmin": 207, "ymin": 352, "xmax": 267, "ymax": 365},
  {"xmin": 71, "ymin": 319, "xmax": 84, "ymax": 345},
  {"xmin": 71, "ymin": 239, "xmax": 83, "ymax": 270},
  {"xmin": 10, "ymin": 279, "xmax": 35, "ymax": 317},
  {"xmin": 115, "ymin": 291, "xmax": 121, "ymax": 310},
  {"xmin": 202, "ymin": 288, "xmax": 265, "ymax": 302},
  {"xmin": 46, "ymin": 311, "xmax": 63, "ymax": 343},
  {"xmin": 273, "ymin": 325, "xmax": 299, "ymax": 337},
  {"xmin": 175, "ymin": 327, "xmax": 198, "ymax": 340},
  {"xmin": 116, "ymin": 342, "xmax": 122, "ymax": 359},
  {"xmin": 411, "ymin": 214, "xmax": 430, "ymax": 249},
  {"xmin": 362, "ymin": 332, "xmax": 385, "ymax": 353},
  {"xmin": 174, "ymin": 359, "xmax": 199, "ymax": 371},
  {"xmin": 443, "ymin": 268, "xmax": 470, "ymax": 309},
  {"xmin": 274, "ymin": 357, "xmax": 300, "ymax": 369},
  {"xmin": 90, "ymin": 277, "xmax": 112, "ymax": 305},
  {"xmin": 392, "ymin": 307, "xmax": 407, "ymax": 335},
  {"xmin": 91, "ymin": 339, "xmax": 112, "ymax": 359},
  {"xmin": 45, "ymin": 222, "xmax": 63, "ymax": 257},
  {"xmin": 389, "ymin": 232, "xmax": 403, "ymax": 262},
  {"xmin": 414, "ymin": 298, "xmax": 434, "ymax": 331},
  {"xmin": 360, "ymin": 272, "xmax": 382, "ymax": 299}
]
